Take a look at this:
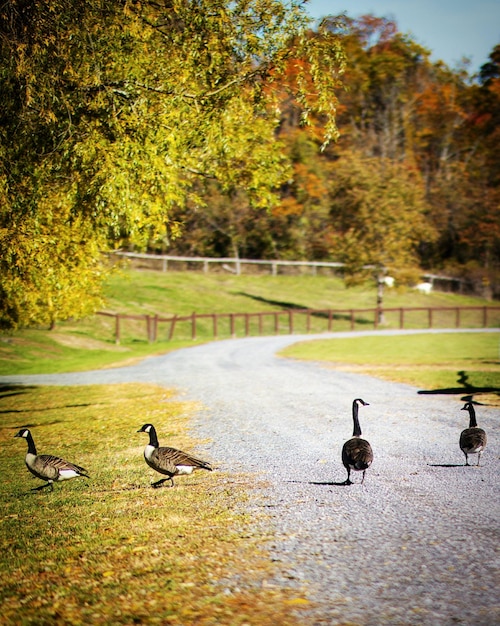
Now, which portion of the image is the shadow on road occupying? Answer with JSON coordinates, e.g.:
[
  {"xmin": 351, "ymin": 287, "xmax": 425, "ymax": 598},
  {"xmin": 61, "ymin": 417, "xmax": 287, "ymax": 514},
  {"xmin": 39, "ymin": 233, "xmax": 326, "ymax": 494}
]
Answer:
[
  {"xmin": 418, "ymin": 370, "xmax": 500, "ymax": 402},
  {"xmin": 427, "ymin": 463, "xmax": 465, "ymax": 468},
  {"xmin": 286, "ymin": 479, "xmax": 351, "ymax": 487}
]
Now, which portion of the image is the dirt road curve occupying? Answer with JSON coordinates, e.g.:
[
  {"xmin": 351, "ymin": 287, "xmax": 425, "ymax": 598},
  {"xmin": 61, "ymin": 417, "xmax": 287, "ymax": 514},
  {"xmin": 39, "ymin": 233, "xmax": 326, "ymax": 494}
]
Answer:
[{"xmin": 2, "ymin": 329, "xmax": 499, "ymax": 625}]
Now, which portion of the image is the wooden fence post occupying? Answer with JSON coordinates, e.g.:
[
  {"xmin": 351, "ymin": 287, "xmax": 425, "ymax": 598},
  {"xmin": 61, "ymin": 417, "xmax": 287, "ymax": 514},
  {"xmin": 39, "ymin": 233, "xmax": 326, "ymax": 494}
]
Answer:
[
  {"xmin": 168, "ymin": 315, "xmax": 177, "ymax": 341},
  {"xmin": 455, "ymin": 307, "xmax": 460, "ymax": 328},
  {"xmin": 191, "ymin": 312, "xmax": 197, "ymax": 340},
  {"xmin": 399, "ymin": 308, "xmax": 404, "ymax": 329},
  {"xmin": 428, "ymin": 308, "xmax": 433, "ymax": 328},
  {"xmin": 213, "ymin": 314, "xmax": 218, "ymax": 339},
  {"xmin": 483, "ymin": 306, "xmax": 487, "ymax": 327},
  {"xmin": 328, "ymin": 309, "xmax": 333, "ymax": 331},
  {"xmin": 274, "ymin": 312, "xmax": 279, "ymax": 334},
  {"xmin": 350, "ymin": 310, "xmax": 355, "ymax": 330},
  {"xmin": 115, "ymin": 314, "xmax": 121, "ymax": 344},
  {"xmin": 230, "ymin": 313, "xmax": 235, "ymax": 338},
  {"xmin": 148, "ymin": 315, "xmax": 157, "ymax": 342}
]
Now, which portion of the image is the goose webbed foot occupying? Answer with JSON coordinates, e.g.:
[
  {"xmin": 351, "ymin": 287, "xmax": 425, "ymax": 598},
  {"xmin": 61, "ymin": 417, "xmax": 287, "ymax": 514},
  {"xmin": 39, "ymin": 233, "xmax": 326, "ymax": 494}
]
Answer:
[{"xmin": 151, "ymin": 478, "xmax": 174, "ymax": 488}]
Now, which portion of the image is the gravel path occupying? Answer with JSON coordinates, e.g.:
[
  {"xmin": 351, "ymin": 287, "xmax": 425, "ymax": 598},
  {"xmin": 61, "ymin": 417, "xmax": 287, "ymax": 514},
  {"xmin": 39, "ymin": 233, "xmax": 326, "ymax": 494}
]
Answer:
[{"xmin": 2, "ymin": 329, "xmax": 499, "ymax": 625}]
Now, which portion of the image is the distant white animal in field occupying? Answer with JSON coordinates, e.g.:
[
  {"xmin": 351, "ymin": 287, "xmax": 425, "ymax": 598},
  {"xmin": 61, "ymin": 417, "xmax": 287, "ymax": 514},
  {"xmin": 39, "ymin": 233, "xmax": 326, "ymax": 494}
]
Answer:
[
  {"xmin": 415, "ymin": 282, "xmax": 432, "ymax": 294},
  {"xmin": 383, "ymin": 276, "xmax": 395, "ymax": 288}
]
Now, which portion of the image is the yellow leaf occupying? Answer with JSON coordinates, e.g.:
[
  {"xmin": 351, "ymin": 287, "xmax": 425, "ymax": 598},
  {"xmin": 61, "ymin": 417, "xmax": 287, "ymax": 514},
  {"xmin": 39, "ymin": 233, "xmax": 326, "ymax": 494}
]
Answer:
[{"xmin": 284, "ymin": 598, "xmax": 310, "ymax": 606}]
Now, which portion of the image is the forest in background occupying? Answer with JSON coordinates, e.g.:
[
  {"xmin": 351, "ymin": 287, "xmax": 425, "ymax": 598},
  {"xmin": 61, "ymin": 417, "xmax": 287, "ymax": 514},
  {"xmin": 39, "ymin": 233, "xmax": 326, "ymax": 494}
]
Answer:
[
  {"xmin": 164, "ymin": 16, "xmax": 500, "ymax": 298},
  {"xmin": 1, "ymin": 1, "xmax": 499, "ymax": 331}
]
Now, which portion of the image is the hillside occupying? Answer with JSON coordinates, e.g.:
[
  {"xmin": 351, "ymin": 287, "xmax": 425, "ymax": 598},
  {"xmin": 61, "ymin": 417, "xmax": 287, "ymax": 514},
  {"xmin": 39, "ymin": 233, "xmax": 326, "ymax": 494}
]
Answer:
[{"xmin": 0, "ymin": 269, "xmax": 498, "ymax": 376}]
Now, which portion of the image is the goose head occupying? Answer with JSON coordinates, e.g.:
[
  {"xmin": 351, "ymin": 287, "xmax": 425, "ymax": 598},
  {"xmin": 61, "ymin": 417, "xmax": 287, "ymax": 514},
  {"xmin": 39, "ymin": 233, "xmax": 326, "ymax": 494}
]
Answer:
[
  {"xmin": 353, "ymin": 399, "xmax": 369, "ymax": 408},
  {"xmin": 137, "ymin": 424, "xmax": 154, "ymax": 434},
  {"xmin": 14, "ymin": 428, "xmax": 30, "ymax": 439}
]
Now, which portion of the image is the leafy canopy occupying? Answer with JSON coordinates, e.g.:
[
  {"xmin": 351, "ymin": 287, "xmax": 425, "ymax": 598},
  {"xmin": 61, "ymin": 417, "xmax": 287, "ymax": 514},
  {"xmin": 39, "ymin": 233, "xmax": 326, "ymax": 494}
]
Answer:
[{"xmin": 0, "ymin": 0, "xmax": 345, "ymax": 329}]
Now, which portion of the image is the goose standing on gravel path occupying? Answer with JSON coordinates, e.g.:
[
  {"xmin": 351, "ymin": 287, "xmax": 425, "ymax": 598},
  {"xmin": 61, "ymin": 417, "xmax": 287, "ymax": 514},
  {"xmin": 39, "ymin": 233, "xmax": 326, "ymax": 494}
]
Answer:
[
  {"xmin": 14, "ymin": 428, "xmax": 89, "ymax": 491},
  {"xmin": 137, "ymin": 423, "xmax": 212, "ymax": 487},
  {"xmin": 460, "ymin": 402, "xmax": 487, "ymax": 466},
  {"xmin": 341, "ymin": 399, "xmax": 373, "ymax": 485}
]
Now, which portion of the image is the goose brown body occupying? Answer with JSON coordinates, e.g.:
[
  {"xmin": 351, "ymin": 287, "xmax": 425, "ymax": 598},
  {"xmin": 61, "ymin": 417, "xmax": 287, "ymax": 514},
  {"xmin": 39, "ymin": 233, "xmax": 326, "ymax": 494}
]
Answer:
[
  {"xmin": 341, "ymin": 399, "xmax": 373, "ymax": 485},
  {"xmin": 14, "ymin": 428, "xmax": 89, "ymax": 491},
  {"xmin": 138, "ymin": 423, "xmax": 212, "ymax": 487},
  {"xmin": 460, "ymin": 402, "xmax": 487, "ymax": 466}
]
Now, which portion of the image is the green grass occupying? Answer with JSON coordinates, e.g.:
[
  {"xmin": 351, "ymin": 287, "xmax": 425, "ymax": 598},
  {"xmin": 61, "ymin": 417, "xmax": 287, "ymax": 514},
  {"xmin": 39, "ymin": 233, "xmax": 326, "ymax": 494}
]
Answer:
[
  {"xmin": 0, "ymin": 384, "xmax": 305, "ymax": 625},
  {"xmin": 1, "ymin": 268, "xmax": 498, "ymax": 376},
  {"xmin": 280, "ymin": 332, "xmax": 500, "ymax": 402}
]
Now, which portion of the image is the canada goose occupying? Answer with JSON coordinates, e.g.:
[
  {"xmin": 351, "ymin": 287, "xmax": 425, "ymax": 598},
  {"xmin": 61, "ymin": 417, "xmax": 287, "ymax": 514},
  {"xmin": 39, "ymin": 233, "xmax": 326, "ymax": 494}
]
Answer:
[
  {"xmin": 460, "ymin": 402, "xmax": 487, "ymax": 466},
  {"xmin": 14, "ymin": 428, "xmax": 89, "ymax": 491},
  {"xmin": 341, "ymin": 398, "xmax": 373, "ymax": 485},
  {"xmin": 137, "ymin": 423, "xmax": 212, "ymax": 487}
]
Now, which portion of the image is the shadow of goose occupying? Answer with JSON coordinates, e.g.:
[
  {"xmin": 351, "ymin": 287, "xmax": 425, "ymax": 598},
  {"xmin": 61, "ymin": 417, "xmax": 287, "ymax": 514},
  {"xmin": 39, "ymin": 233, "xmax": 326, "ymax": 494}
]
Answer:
[
  {"xmin": 285, "ymin": 479, "xmax": 350, "ymax": 487},
  {"xmin": 427, "ymin": 463, "xmax": 465, "ymax": 467}
]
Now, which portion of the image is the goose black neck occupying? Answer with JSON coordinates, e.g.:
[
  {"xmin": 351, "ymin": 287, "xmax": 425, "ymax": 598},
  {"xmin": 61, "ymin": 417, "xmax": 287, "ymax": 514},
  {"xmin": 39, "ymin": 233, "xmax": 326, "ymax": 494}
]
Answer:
[
  {"xmin": 467, "ymin": 404, "xmax": 477, "ymax": 428},
  {"xmin": 148, "ymin": 426, "xmax": 159, "ymax": 448},
  {"xmin": 352, "ymin": 401, "xmax": 362, "ymax": 437},
  {"xmin": 25, "ymin": 432, "xmax": 37, "ymax": 455}
]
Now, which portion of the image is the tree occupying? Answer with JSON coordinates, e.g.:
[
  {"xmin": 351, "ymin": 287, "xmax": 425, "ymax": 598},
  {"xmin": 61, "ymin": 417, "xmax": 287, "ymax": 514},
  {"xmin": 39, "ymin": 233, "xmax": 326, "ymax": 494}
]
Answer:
[
  {"xmin": 327, "ymin": 152, "xmax": 437, "ymax": 318},
  {"xmin": 0, "ymin": 0, "xmax": 345, "ymax": 329}
]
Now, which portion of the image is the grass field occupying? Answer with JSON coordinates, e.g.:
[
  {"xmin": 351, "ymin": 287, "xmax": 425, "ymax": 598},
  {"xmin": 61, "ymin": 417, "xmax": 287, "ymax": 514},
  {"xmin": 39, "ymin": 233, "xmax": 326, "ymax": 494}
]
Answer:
[
  {"xmin": 1, "ymin": 269, "xmax": 498, "ymax": 376},
  {"xmin": 0, "ymin": 383, "xmax": 305, "ymax": 625},
  {"xmin": 280, "ymin": 331, "xmax": 500, "ymax": 404}
]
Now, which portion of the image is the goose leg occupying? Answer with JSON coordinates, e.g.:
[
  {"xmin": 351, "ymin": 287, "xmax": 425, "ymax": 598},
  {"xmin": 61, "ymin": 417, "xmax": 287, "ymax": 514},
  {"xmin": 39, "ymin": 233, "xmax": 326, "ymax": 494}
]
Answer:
[
  {"xmin": 361, "ymin": 469, "xmax": 366, "ymax": 484},
  {"xmin": 152, "ymin": 478, "xmax": 168, "ymax": 488},
  {"xmin": 344, "ymin": 469, "xmax": 352, "ymax": 486},
  {"xmin": 477, "ymin": 452, "xmax": 481, "ymax": 467},
  {"xmin": 32, "ymin": 482, "xmax": 53, "ymax": 492}
]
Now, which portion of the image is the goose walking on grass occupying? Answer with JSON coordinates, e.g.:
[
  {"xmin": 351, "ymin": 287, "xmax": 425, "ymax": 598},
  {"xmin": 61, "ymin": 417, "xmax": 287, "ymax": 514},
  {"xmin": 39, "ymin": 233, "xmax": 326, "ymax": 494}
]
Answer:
[
  {"xmin": 137, "ymin": 423, "xmax": 212, "ymax": 487},
  {"xmin": 341, "ymin": 399, "xmax": 373, "ymax": 485},
  {"xmin": 460, "ymin": 402, "xmax": 487, "ymax": 466},
  {"xmin": 14, "ymin": 428, "xmax": 89, "ymax": 491}
]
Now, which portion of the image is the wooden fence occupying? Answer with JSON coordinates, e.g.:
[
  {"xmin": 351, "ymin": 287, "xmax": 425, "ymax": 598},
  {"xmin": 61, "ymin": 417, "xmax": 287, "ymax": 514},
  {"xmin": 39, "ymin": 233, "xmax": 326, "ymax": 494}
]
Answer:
[
  {"xmin": 112, "ymin": 251, "xmax": 346, "ymax": 276},
  {"xmin": 96, "ymin": 306, "xmax": 500, "ymax": 344}
]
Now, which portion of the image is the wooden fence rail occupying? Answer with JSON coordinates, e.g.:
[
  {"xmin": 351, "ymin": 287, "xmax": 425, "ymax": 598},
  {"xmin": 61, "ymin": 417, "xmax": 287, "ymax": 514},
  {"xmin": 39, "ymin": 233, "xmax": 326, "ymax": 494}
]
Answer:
[
  {"xmin": 112, "ymin": 251, "xmax": 346, "ymax": 276},
  {"xmin": 96, "ymin": 306, "xmax": 500, "ymax": 344}
]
